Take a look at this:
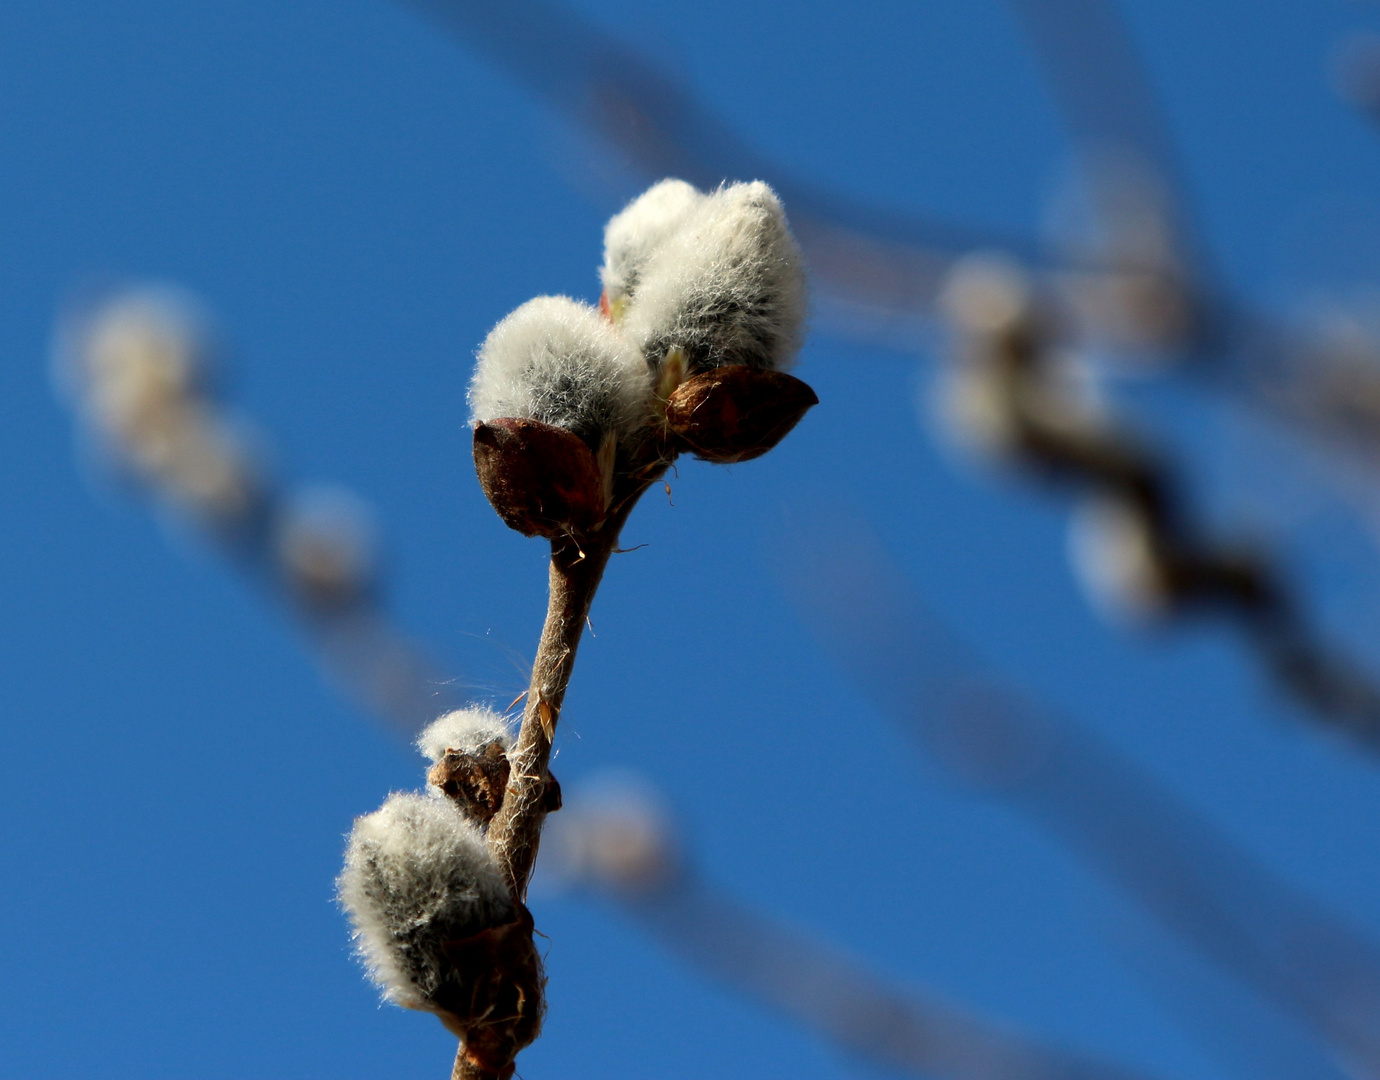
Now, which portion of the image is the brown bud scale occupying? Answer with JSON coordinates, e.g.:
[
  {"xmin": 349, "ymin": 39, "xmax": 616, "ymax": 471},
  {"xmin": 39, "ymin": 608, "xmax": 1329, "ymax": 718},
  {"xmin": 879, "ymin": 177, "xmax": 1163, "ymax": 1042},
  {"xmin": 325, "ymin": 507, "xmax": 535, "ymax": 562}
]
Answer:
[
  {"xmin": 473, "ymin": 418, "xmax": 606, "ymax": 537},
  {"xmin": 664, "ymin": 366, "xmax": 818, "ymax": 463},
  {"xmin": 428, "ymin": 741, "xmax": 562, "ymax": 825},
  {"xmin": 428, "ymin": 741, "xmax": 511, "ymax": 825}
]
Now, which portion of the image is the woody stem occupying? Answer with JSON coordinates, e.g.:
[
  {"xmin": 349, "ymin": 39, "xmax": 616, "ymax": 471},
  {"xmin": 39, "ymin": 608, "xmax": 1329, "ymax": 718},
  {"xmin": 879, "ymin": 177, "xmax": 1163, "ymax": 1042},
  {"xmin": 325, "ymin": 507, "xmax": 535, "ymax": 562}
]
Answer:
[
  {"xmin": 485, "ymin": 530, "xmax": 616, "ymax": 898},
  {"xmin": 450, "ymin": 456, "xmax": 668, "ymax": 1080},
  {"xmin": 483, "ymin": 448, "xmax": 669, "ymax": 898}
]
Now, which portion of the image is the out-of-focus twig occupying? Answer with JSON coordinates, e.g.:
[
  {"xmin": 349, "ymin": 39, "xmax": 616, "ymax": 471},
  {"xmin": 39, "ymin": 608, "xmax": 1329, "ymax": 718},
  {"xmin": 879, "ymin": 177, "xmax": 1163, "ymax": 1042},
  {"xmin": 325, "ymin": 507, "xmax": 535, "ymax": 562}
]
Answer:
[
  {"xmin": 1334, "ymin": 33, "xmax": 1380, "ymax": 127},
  {"xmin": 1003, "ymin": 0, "xmax": 1218, "ymax": 356},
  {"xmin": 546, "ymin": 777, "xmax": 1165, "ymax": 1080},
  {"xmin": 1003, "ymin": 0, "xmax": 1205, "ymax": 271},
  {"xmin": 54, "ymin": 286, "xmax": 459, "ymax": 733},
  {"xmin": 1005, "ymin": 0, "xmax": 1183, "ymax": 195},
  {"xmin": 940, "ymin": 256, "xmax": 1380, "ymax": 751},
  {"xmin": 780, "ymin": 509, "xmax": 1380, "ymax": 1079}
]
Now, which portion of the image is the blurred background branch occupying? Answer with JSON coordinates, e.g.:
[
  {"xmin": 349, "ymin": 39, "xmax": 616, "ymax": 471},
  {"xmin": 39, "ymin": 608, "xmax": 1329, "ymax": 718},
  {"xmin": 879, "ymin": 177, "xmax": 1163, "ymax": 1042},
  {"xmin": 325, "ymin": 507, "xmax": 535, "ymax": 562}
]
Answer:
[
  {"xmin": 546, "ymin": 776, "xmax": 1164, "ymax": 1080},
  {"xmin": 54, "ymin": 286, "xmax": 460, "ymax": 734},
  {"xmin": 938, "ymin": 257, "xmax": 1380, "ymax": 748}
]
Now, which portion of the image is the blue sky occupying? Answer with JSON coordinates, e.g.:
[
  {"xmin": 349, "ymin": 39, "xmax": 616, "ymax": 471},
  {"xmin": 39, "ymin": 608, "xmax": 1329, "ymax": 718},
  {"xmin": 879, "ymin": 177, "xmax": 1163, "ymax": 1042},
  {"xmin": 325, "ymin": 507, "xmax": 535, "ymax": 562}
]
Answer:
[{"xmin": 7, "ymin": 2, "xmax": 1380, "ymax": 1078}]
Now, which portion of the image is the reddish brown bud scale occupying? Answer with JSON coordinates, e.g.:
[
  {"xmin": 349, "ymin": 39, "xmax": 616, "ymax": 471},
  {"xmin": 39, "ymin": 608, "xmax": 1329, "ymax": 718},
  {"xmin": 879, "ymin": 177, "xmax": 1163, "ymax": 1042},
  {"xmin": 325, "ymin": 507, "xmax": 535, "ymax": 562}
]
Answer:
[
  {"xmin": 473, "ymin": 418, "xmax": 606, "ymax": 537},
  {"xmin": 664, "ymin": 366, "xmax": 819, "ymax": 463},
  {"xmin": 428, "ymin": 740, "xmax": 510, "ymax": 825},
  {"xmin": 428, "ymin": 740, "xmax": 562, "ymax": 825}
]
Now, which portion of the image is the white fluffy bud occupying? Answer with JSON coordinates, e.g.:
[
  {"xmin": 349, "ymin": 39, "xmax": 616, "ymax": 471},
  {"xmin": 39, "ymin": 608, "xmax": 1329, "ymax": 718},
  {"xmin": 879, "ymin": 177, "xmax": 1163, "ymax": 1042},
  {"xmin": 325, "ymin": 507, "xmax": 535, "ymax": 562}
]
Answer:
[
  {"xmin": 275, "ymin": 486, "xmax": 377, "ymax": 609},
  {"xmin": 939, "ymin": 254, "xmax": 1034, "ymax": 338},
  {"xmin": 600, "ymin": 178, "xmax": 705, "ymax": 316},
  {"xmin": 542, "ymin": 774, "xmax": 680, "ymax": 897},
  {"xmin": 619, "ymin": 181, "xmax": 807, "ymax": 374},
  {"xmin": 337, "ymin": 792, "xmax": 514, "ymax": 1012},
  {"xmin": 417, "ymin": 706, "xmax": 513, "ymax": 764},
  {"xmin": 63, "ymin": 288, "xmax": 260, "ymax": 525},
  {"xmin": 1068, "ymin": 496, "xmax": 1173, "ymax": 622},
  {"xmin": 469, "ymin": 295, "xmax": 652, "ymax": 448}
]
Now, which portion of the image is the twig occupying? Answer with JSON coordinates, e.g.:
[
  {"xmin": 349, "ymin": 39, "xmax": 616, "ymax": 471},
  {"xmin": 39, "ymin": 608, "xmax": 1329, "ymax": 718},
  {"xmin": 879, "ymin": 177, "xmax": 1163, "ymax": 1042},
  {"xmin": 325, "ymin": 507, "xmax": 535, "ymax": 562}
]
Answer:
[
  {"xmin": 633, "ymin": 880, "xmax": 1160, "ymax": 1080},
  {"xmin": 553, "ymin": 781, "xmax": 1164, "ymax": 1080},
  {"xmin": 448, "ymin": 537, "xmax": 617, "ymax": 1080},
  {"xmin": 486, "ymin": 533, "xmax": 614, "ymax": 898},
  {"xmin": 451, "ymin": 449, "xmax": 667, "ymax": 1080},
  {"xmin": 486, "ymin": 443, "xmax": 667, "ymax": 898},
  {"xmin": 1003, "ymin": 0, "xmax": 1209, "ymax": 279},
  {"xmin": 943, "ymin": 262, "xmax": 1380, "ymax": 751},
  {"xmin": 57, "ymin": 289, "xmax": 460, "ymax": 735}
]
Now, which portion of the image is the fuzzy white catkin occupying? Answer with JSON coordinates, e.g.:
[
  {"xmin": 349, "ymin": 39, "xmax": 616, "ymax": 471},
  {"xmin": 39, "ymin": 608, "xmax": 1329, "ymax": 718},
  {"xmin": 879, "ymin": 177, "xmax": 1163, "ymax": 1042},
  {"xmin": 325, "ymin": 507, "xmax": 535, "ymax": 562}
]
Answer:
[
  {"xmin": 939, "ymin": 253, "xmax": 1034, "ymax": 338},
  {"xmin": 276, "ymin": 485, "xmax": 378, "ymax": 603},
  {"xmin": 469, "ymin": 295, "xmax": 651, "ymax": 446},
  {"xmin": 619, "ymin": 181, "xmax": 807, "ymax": 373},
  {"xmin": 1068, "ymin": 496, "xmax": 1172, "ymax": 623},
  {"xmin": 337, "ymin": 791, "xmax": 514, "ymax": 1012},
  {"xmin": 417, "ymin": 706, "xmax": 513, "ymax": 764},
  {"xmin": 600, "ymin": 178, "xmax": 705, "ymax": 308},
  {"xmin": 66, "ymin": 289, "xmax": 260, "ymax": 523},
  {"xmin": 74, "ymin": 290, "xmax": 207, "ymax": 420}
]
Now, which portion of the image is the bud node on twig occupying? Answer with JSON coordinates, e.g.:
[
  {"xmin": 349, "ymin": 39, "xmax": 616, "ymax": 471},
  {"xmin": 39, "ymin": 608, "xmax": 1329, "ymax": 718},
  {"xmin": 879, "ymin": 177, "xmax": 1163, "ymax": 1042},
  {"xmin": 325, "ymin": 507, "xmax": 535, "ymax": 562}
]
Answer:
[
  {"xmin": 429, "ymin": 741, "xmax": 512, "ymax": 826},
  {"xmin": 428, "ymin": 739, "xmax": 562, "ymax": 825},
  {"xmin": 439, "ymin": 907, "xmax": 545, "ymax": 1080}
]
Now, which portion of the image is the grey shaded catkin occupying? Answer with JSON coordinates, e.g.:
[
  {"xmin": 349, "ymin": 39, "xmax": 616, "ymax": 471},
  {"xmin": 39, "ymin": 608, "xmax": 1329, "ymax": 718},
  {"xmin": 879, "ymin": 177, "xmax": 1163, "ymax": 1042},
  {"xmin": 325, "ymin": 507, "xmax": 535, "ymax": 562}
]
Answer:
[
  {"xmin": 337, "ymin": 791, "xmax": 514, "ymax": 1013},
  {"xmin": 468, "ymin": 295, "xmax": 651, "ymax": 449},
  {"xmin": 600, "ymin": 178, "xmax": 705, "ymax": 310},
  {"xmin": 619, "ymin": 181, "xmax": 807, "ymax": 374}
]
